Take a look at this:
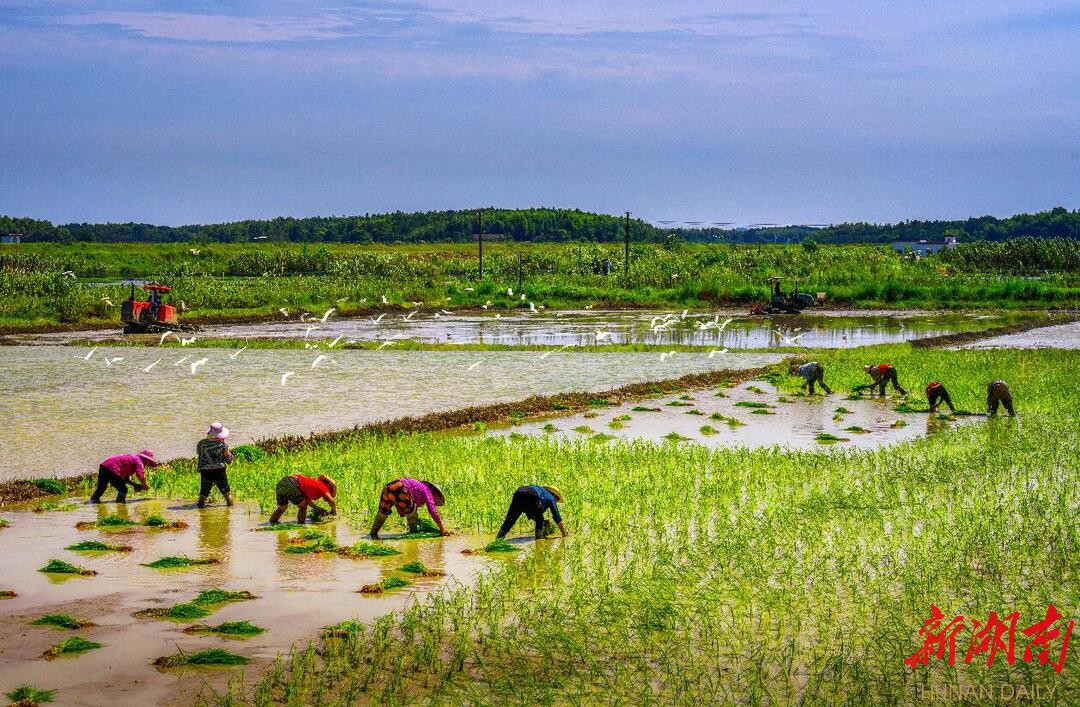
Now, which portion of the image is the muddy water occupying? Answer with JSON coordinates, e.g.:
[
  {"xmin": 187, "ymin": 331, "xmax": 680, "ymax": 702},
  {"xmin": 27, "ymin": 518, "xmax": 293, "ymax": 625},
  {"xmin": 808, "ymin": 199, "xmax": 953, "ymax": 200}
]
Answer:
[
  {"xmin": 0, "ymin": 347, "xmax": 782, "ymax": 481},
  {"xmin": 22, "ymin": 309, "xmax": 1039, "ymax": 348},
  {"xmin": 0, "ymin": 499, "xmax": 509, "ymax": 707},
  {"xmin": 496, "ymin": 380, "xmax": 980, "ymax": 451},
  {"xmin": 959, "ymin": 320, "xmax": 1080, "ymax": 350}
]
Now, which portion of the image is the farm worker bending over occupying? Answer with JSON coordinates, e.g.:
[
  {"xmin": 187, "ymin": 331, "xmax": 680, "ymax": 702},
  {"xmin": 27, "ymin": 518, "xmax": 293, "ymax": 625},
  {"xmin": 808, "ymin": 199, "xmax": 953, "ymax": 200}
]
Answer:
[
  {"xmin": 197, "ymin": 422, "xmax": 234, "ymax": 508},
  {"xmin": 369, "ymin": 478, "xmax": 450, "ymax": 538},
  {"xmin": 269, "ymin": 474, "xmax": 337, "ymax": 524},
  {"xmin": 864, "ymin": 363, "xmax": 908, "ymax": 396},
  {"xmin": 925, "ymin": 381, "xmax": 956, "ymax": 414},
  {"xmin": 90, "ymin": 449, "xmax": 159, "ymax": 503},
  {"xmin": 496, "ymin": 485, "xmax": 569, "ymax": 540},
  {"xmin": 987, "ymin": 380, "xmax": 1015, "ymax": 416},
  {"xmin": 790, "ymin": 361, "xmax": 832, "ymax": 395}
]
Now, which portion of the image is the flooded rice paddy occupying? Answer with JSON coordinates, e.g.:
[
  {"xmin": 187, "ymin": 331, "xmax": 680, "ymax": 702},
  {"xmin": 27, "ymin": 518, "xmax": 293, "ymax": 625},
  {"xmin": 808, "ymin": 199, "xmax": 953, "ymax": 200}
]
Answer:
[
  {"xmin": 0, "ymin": 499, "xmax": 502, "ymax": 706},
  {"xmin": 959, "ymin": 319, "xmax": 1080, "ymax": 350},
  {"xmin": 21, "ymin": 309, "xmax": 1040, "ymax": 348},
  {"xmin": 496, "ymin": 380, "xmax": 980, "ymax": 451},
  {"xmin": 0, "ymin": 346, "xmax": 782, "ymax": 481}
]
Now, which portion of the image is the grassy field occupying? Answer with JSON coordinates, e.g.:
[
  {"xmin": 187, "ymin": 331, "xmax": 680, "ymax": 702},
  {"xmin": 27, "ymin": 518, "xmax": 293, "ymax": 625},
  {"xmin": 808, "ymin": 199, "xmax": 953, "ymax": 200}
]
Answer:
[
  {"xmin": 93, "ymin": 344, "xmax": 1075, "ymax": 705},
  {"xmin": 2, "ymin": 243, "xmax": 1077, "ymax": 330}
]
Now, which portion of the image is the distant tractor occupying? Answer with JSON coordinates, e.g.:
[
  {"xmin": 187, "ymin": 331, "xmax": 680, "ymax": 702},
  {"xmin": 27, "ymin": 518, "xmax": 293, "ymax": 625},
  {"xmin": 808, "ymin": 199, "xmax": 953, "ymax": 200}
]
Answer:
[
  {"xmin": 120, "ymin": 283, "xmax": 196, "ymax": 334},
  {"xmin": 750, "ymin": 277, "xmax": 821, "ymax": 315}
]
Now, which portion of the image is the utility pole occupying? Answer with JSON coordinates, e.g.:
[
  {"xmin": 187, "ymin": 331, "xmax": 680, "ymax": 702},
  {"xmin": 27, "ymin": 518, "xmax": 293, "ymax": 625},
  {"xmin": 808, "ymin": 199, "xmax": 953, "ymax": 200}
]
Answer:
[
  {"xmin": 477, "ymin": 210, "xmax": 483, "ymax": 280},
  {"xmin": 624, "ymin": 211, "xmax": 631, "ymax": 276}
]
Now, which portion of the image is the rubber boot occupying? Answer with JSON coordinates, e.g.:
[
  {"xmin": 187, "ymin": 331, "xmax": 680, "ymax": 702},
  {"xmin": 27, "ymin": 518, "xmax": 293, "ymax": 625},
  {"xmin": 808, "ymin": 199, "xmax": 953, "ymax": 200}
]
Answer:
[
  {"xmin": 225, "ymin": 494, "xmax": 234, "ymax": 507},
  {"xmin": 197, "ymin": 495, "xmax": 209, "ymax": 509},
  {"xmin": 369, "ymin": 511, "xmax": 389, "ymax": 538}
]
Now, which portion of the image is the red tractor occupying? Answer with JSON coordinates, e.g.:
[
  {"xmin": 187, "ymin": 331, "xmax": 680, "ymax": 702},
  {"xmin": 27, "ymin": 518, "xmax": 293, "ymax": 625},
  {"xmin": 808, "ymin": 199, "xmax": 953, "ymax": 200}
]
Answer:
[{"xmin": 120, "ymin": 283, "xmax": 196, "ymax": 334}]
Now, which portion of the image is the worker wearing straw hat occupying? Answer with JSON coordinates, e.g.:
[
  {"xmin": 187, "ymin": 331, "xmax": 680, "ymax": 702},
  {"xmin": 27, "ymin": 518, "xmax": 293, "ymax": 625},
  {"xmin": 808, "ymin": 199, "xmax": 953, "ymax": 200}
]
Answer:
[
  {"xmin": 369, "ymin": 478, "xmax": 451, "ymax": 538},
  {"xmin": 90, "ymin": 449, "xmax": 159, "ymax": 503},
  {"xmin": 196, "ymin": 422, "xmax": 235, "ymax": 508},
  {"xmin": 987, "ymin": 379, "xmax": 1015, "ymax": 416},
  {"xmin": 496, "ymin": 485, "xmax": 569, "ymax": 540},
  {"xmin": 863, "ymin": 362, "xmax": 908, "ymax": 396},
  {"xmin": 269, "ymin": 473, "xmax": 337, "ymax": 524}
]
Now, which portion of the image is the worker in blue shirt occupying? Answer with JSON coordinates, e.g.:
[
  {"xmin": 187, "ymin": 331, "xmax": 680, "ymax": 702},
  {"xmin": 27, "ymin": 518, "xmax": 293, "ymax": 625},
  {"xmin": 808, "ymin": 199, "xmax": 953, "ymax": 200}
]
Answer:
[{"xmin": 495, "ymin": 485, "xmax": 569, "ymax": 540}]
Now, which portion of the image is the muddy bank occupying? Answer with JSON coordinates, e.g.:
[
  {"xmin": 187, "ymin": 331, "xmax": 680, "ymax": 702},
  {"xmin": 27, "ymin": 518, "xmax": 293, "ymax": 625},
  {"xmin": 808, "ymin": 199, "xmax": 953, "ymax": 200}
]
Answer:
[
  {"xmin": 0, "ymin": 364, "xmax": 777, "ymax": 507},
  {"xmin": 958, "ymin": 319, "xmax": 1080, "ymax": 350},
  {"xmin": 910, "ymin": 315, "xmax": 1078, "ymax": 348}
]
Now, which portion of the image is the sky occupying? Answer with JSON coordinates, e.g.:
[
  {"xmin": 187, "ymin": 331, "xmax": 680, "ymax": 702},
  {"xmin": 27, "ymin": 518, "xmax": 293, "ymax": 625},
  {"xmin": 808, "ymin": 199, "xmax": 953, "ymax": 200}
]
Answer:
[{"xmin": 1, "ymin": 1, "xmax": 1078, "ymax": 227}]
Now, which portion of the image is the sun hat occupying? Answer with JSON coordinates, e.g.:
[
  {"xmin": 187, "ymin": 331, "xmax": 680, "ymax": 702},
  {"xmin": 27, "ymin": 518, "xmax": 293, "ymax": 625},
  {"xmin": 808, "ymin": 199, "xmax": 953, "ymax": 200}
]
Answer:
[
  {"xmin": 137, "ymin": 449, "xmax": 159, "ymax": 467},
  {"xmin": 863, "ymin": 365, "xmax": 872, "ymax": 373},
  {"xmin": 423, "ymin": 481, "xmax": 446, "ymax": 505},
  {"xmin": 543, "ymin": 485, "xmax": 563, "ymax": 502},
  {"xmin": 205, "ymin": 422, "xmax": 230, "ymax": 440}
]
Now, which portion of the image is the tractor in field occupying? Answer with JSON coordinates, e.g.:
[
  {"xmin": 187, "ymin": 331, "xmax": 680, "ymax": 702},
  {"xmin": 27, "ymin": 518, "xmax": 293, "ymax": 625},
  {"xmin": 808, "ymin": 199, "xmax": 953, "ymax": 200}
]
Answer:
[
  {"xmin": 750, "ymin": 277, "xmax": 823, "ymax": 315},
  {"xmin": 120, "ymin": 283, "xmax": 197, "ymax": 334}
]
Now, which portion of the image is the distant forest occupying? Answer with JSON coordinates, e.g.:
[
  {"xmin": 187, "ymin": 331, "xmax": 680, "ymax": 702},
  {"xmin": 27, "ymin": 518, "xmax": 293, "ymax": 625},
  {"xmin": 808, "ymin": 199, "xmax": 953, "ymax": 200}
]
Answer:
[{"xmin": 2, "ymin": 207, "xmax": 1078, "ymax": 245}]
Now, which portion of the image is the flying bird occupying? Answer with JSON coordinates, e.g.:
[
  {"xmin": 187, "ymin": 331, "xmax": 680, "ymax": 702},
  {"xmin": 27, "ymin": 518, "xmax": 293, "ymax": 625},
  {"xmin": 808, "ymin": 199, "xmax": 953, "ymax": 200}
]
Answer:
[
  {"xmin": 376, "ymin": 339, "xmax": 398, "ymax": 350},
  {"xmin": 101, "ymin": 297, "xmax": 115, "ymax": 307},
  {"xmin": 326, "ymin": 335, "xmax": 344, "ymax": 348},
  {"xmin": 142, "ymin": 358, "xmax": 161, "ymax": 372},
  {"xmin": 280, "ymin": 371, "xmax": 295, "ymax": 386},
  {"xmin": 304, "ymin": 325, "xmax": 320, "ymax": 338},
  {"xmin": 228, "ymin": 346, "xmax": 247, "ymax": 359},
  {"xmin": 466, "ymin": 360, "xmax": 482, "ymax": 372},
  {"xmin": 103, "ymin": 356, "xmax": 123, "ymax": 367},
  {"xmin": 717, "ymin": 317, "xmax": 734, "ymax": 333},
  {"xmin": 190, "ymin": 357, "xmax": 208, "ymax": 374},
  {"xmin": 278, "ymin": 307, "xmax": 290, "ymax": 317},
  {"xmin": 380, "ymin": 294, "xmax": 388, "ymax": 304},
  {"xmin": 401, "ymin": 310, "xmax": 419, "ymax": 321},
  {"xmin": 708, "ymin": 349, "xmax": 729, "ymax": 359},
  {"xmin": 318, "ymin": 307, "xmax": 336, "ymax": 323},
  {"xmin": 180, "ymin": 336, "xmax": 196, "ymax": 346},
  {"xmin": 158, "ymin": 331, "xmax": 176, "ymax": 345},
  {"xmin": 174, "ymin": 355, "xmax": 191, "ymax": 366},
  {"xmin": 61, "ymin": 270, "xmax": 76, "ymax": 278},
  {"xmin": 370, "ymin": 313, "xmax": 386, "ymax": 324},
  {"xmin": 594, "ymin": 330, "xmax": 613, "ymax": 342},
  {"xmin": 78, "ymin": 347, "xmax": 99, "ymax": 361},
  {"xmin": 538, "ymin": 344, "xmax": 572, "ymax": 360},
  {"xmin": 311, "ymin": 355, "xmax": 328, "ymax": 369}
]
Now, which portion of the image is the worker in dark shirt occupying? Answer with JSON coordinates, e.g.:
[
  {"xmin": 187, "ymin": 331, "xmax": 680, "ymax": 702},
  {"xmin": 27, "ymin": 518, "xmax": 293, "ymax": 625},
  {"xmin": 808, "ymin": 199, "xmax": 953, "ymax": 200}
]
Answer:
[
  {"xmin": 496, "ymin": 485, "xmax": 569, "ymax": 540},
  {"xmin": 987, "ymin": 380, "xmax": 1015, "ymax": 416},
  {"xmin": 863, "ymin": 363, "xmax": 908, "ymax": 396},
  {"xmin": 925, "ymin": 381, "xmax": 956, "ymax": 414},
  {"xmin": 196, "ymin": 422, "xmax": 234, "ymax": 508}
]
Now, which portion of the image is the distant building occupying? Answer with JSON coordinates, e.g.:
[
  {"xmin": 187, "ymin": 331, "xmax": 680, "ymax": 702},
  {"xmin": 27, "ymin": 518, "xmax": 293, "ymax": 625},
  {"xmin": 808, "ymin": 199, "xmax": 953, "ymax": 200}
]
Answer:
[
  {"xmin": 1, "ymin": 233, "xmax": 22, "ymax": 244},
  {"xmin": 891, "ymin": 236, "xmax": 957, "ymax": 256}
]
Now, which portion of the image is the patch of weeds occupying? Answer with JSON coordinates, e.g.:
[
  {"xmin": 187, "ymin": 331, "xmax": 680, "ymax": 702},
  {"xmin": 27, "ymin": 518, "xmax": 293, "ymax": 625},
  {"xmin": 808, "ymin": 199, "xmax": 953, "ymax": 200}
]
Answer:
[
  {"xmin": 31, "ymin": 614, "xmax": 95, "ymax": 630},
  {"xmin": 154, "ymin": 648, "xmax": 249, "ymax": 669},
  {"xmin": 834, "ymin": 406, "xmax": 853, "ymax": 414},
  {"xmin": 541, "ymin": 423, "xmax": 559, "ymax": 433},
  {"xmin": 663, "ymin": 432, "xmax": 691, "ymax": 442},
  {"xmin": 5, "ymin": 686, "xmax": 56, "ymax": 705},
  {"xmin": 322, "ymin": 620, "xmax": 364, "ymax": 638},
  {"xmin": 32, "ymin": 479, "xmax": 66, "ymax": 495},
  {"xmin": 254, "ymin": 522, "xmax": 305, "ymax": 532},
  {"xmin": 38, "ymin": 559, "xmax": 95, "ymax": 576},
  {"xmin": 631, "ymin": 406, "xmax": 661, "ymax": 412},
  {"xmin": 42, "ymin": 636, "xmax": 102, "ymax": 659},
  {"xmin": 664, "ymin": 401, "xmax": 693, "ymax": 407},
  {"xmin": 571, "ymin": 425, "xmax": 594, "ymax": 434},
  {"xmin": 699, "ymin": 425, "xmax": 720, "ymax": 436},
  {"xmin": 484, "ymin": 538, "xmax": 519, "ymax": 553},
  {"xmin": 844, "ymin": 426, "xmax": 870, "ymax": 433},
  {"xmin": 815, "ymin": 432, "xmax": 850, "ymax": 444},
  {"xmin": 184, "ymin": 621, "xmax": 265, "ymax": 637},
  {"xmin": 143, "ymin": 556, "xmax": 221, "ymax": 569},
  {"xmin": 230, "ymin": 444, "xmax": 266, "ymax": 463},
  {"xmin": 64, "ymin": 544, "xmax": 130, "ymax": 556},
  {"xmin": 734, "ymin": 401, "xmax": 771, "ymax": 409}
]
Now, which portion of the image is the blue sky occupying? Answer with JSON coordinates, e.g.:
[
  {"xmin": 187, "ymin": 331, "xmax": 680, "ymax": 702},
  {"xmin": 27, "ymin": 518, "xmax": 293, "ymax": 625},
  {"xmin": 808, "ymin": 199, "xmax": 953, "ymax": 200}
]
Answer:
[{"xmin": 1, "ymin": 1, "xmax": 1078, "ymax": 226}]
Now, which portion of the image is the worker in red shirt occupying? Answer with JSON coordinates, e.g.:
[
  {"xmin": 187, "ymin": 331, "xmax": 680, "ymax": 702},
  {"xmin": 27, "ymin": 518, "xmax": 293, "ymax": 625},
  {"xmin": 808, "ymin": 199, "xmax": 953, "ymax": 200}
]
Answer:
[
  {"xmin": 863, "ymin": 363, "xmax": 908, "ymax": 396},
  {"xmin": 925, "ymin": 381, "xmax": 956, "ymax": 414},
  {"xmin": 268, "ymin": 473, "xmax": 337, "ymax": 524}
]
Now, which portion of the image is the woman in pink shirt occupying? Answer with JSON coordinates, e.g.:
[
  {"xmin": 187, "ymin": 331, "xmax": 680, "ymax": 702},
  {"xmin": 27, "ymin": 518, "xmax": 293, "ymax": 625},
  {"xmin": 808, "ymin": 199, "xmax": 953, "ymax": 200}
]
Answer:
[
  {"xmin": 90, "ymin": 449, "xmax": 158, "ymax": 503},
  {"xmin": 369, "ymin": 478, "xmax": 450, "ymax": 538}
]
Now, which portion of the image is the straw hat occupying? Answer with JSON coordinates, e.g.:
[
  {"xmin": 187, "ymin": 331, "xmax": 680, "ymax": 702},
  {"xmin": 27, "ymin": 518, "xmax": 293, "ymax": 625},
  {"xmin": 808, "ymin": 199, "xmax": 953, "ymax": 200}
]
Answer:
[
  {"xmin": 137, "ymin": 449, "xmax": 159, "ymax": 467},
  {"xmin": 205, "ymin": 422, "xmax": 230, "ymax": 440},
  {"xmin": 543, "ymin": 485, "xmax": 563, "ymax": 502},
  {"xmin": 423, "ymin": 481, "xmax": 446, "ymax": 505}
]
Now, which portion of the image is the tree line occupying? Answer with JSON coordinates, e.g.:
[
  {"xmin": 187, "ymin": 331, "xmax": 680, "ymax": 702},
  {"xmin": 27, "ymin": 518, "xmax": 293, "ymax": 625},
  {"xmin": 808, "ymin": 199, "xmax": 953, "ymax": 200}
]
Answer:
[{"xmin": 2, "ymin": 207, "xmax": 1078, "ymax": 244}]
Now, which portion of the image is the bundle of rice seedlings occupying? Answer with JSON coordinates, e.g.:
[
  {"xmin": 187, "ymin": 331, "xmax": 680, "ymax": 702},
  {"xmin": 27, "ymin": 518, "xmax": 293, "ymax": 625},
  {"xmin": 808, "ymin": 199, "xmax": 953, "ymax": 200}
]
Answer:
[
  {"xmin": 399, "ymin": 560, "xmax": 445, "ymax": 577},
  {"xmin": 254, "ymin": 522, "xmax": 305, "ymax": 531},
  {"xmin": 662, "ymin": 432, "xmax": 691, "ymax": 442},
  {"xmin": 153, "ymin": 648, "xmax": 250, "ymax": 669},
  {"xmin": 834, "ymin": 406, "xmax": 853, "ymax": 414},
  {"xmin": 76, "ymin": 514, "xmax": 135, "ymax": 530},
  {"xmin": 339, "ymin": 541, "xmax": 401, "ymax": 558},
  {"xmin": 815, "ymin": 432, "xmax": 850, "ymax": 444},
  {"xmin": 589, "ymin": 433, "xmax": 615, "ymax": 443},
  {"xmin": 631, "ymin": 406, "xmax": 661, "ymax": 412},
  {"xmin": 284, "ymin": 530, "xmax": 337, "ymax": 554},
  {"xmin": 143, "ymin": 515, "xmax": 188, "ymax": 530},
  {"xmin": 32, "ymin": 479, "xmax": 66, "ymax": 495},
  {"xmin": 33, "ymin": 501, "xmax": 78, "ymax": 513},
  {"xmin": 65, "ymin": 541, "xmax": 132, "ymax": 553},
  {"xmin": 699, "ymin": 425, "xmax": 720, "ymax": 436},
  {"xmin": 193, "ymin": 589, "xmax": 256, "ymax": 606},
  {"xmin": 135, "ymin": 602, "xmax": 211, "ymax": 621},
  {"xmin": 483, "ymin": 538, "xmax": 519, "ymax": 553},
  {"xmin": 398, "ymin": 518, "xmax": 442, "ymax": 539},
  {"xmin": 844, "ymin": 426, "xmax": 870, "ymax": 433},
  {"xmin": 31, "ymin": 614, "xmax": 95, "ymax": 630},
  {"xmin": 38, "ymin": 559, "xmax": 96, "ymax": 576},
  {"xmin": 42, "ymin": 636, "xmax": 102, "ymax": 659},
  {"xmin": 0, "ymin": 590, "xmax": 16, "ymax": 599},
  {"xmin": 541, "ymin": 423, "xmax": 559, "ymax": 433},
  {"xmin": 322, "ymin": 620, "xmax": 364, "ymax": 638},
  {"xmin": 184, "ymin": 620, "xmax": 265, "ymax": 637},
  {"xmin": 230, "ymin": 445, "xmax": 266, "ymax": 463},
  {"xmin": 750, "ymin": 409, "xmax": 774, "ymax": 415},
  {"xmin": 0, "ymin": 518, "xmax": 9, "ymax": 528},
  {"xmin": 142, "ymin": 556, "xmax": 221, "ymax": 569},
  {"xmin": 5, "ymin": 686, "xmax": 56, "ymax": 705},
  {"xmin": 358, "ymin": 576, "xmax": 411, "ymax": 594},
  {"xmin": 570, "ymin": 425, "xmax": 594, "ymax": 434},
  {"xmin": 891, "ymin": 419, "xmax": 908, "ymax": 428},
  {"xmin": 664, "ymin": 401, "xmax": 693, "ymax": 407},
  {"xmin": 734, "ymin": 401, "xmax": 770, "ymax": 409}
]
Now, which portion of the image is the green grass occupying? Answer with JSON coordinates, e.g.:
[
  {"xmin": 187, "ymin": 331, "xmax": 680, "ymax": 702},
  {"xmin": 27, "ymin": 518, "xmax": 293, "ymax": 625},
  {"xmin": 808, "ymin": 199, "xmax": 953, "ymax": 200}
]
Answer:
[
  {"xmin": 30, "ymin": 614, "xmax": 95, "ymax": 630},
  {"xmin": 142, "ymin": 555, "xmax": 220, "ymax": 569},
  {"xmin": 5, "ymin": 686, "xmax": 56, "ymax": 705},
  {"xmin": 322, "ymin": 620, "xmax": 365, "ymax": 638},
  {"xmin": 153, "ymin": 648, "xmax": 250, "ymax": 669},
  {"xmin": 42, "ymin": 636, "xmax": 102, "ymax": 658},
  {"xmin": 231, "ymin": 444, "xmax": 267, "ymax": 463},
  {"xmin": 38, "ymin": 559, "xmax": 95, "ymax": 576},
  {"xmin": 149, "ymin": 346, "xmax": 1080, "ymax": 705},
  {"xmin": 185, "ymin": 621, "xmax": 266, "ymax": 637}
]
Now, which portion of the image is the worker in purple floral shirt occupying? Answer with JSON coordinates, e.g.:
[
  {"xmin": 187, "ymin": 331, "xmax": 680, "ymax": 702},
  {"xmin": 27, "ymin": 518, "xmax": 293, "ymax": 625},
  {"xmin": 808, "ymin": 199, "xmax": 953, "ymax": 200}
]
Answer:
[{"xmin": 369, "ymin": 477, "xmax": 451, "ymax": 538}]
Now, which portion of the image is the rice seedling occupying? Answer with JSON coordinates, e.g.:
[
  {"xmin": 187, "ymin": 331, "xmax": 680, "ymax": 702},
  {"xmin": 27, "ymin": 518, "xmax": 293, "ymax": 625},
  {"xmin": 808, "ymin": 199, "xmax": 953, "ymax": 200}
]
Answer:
[
  {"xmin": 32, "ymin": 501, "xmax": 78, "ymax": 513},
  {"xmin": 843, "ymin": 425, "xmax": 870, "ymax": 433},
  {"xmin": 662, "ymin": 431, "xmax": 691, "ymax": 442},
  {"xmin": 541, "ymin": 423, "xmax": 559, "ymax": 433},
  {"xmin": 143, "ymin": 514, "xmax": 188, "ymax": 529},
  {"xmin": 142, "ymin": 555, "xmax": 221, "ymax": 569},
  {"xmin": 31, "ymin": 479, "xmax": 66, "ymax": 495},
  {"xmin": 254, "ymin": 522, "xmax": 306, "ymax": 531},
  {"xmin": 153, "ymin": 648, "xmax": 250, "ymax": 669},
  {"xmin": 230, "ymin": 444, "xmax": 267, "ymax": 463},
  {"xmin": 570, "ymin": 425, "xmax": 594, "ymax": 434},
  {"xmin": 484, "ymin": 538, "xmax": 519, "ymax": 553},
  {"xmin": 664, "ymin": 400, "xmax": 693, "ymax": 407},
  {"xmin": 192, "ymin": 589, "xmax": 257, "ymax": 606},
  {"xmin": 184, "ymin": 621, "xmax": 266, "ymax": 637},
  {"xmin": 76, "ymin": 514, "xmax": 135, "ymax": 530},
  {"xmin": 284, "ymin": 530, "xmax": 338, "ymax": 554},
  {"xmin": 5, "ymin": 686, "xmax": 56, "ymax": 705},
  {"xmin": 399, "ymin": 560, "xmax": 446, "ymax": 577},
  {"xmin": 891, "ymin": 419, "xmax": 908, "ymax": 428},
  {"xmin": 398, "ymin": 518, "xmax": 443, "ymax": 539},
  {"xmin": 0, "ymin": 517, "xmax": 9, "ymax": 528},
  {"xmin": 38, "ymin": 559, "xmax": 95, "ymax": 576},
  {"xmin": 734, "ymin": 401, "xmax": 771, "ymax": 409},
  {"xmin": 631, "ymin": 406, "xmax": 661, "ymax": 412},
  {"xmin": 135, "ymin": 602, "xmax": 210, "ymax": 621},
  {"xmin": 814, "ymin": 432, "xmax": 849, "ymax": 443},
  {"xmin": 749, "ymin": 408, "xmax": 773, "ymax": 415},
  {"xmin": 699, "ymin": 425, "xmax": 719, "ymax": 436},
  {"xmin": 0, "ymin": 590, "xmax": 16, "ymax": 599},
  {"xmin": 30, "ymin": 614, "xmax": 95, "ymax": 630},
  {"xmin": 358, "ymin": 576, "xmax": 411, "ymax": 594},
  {"xmin": 42, "ymin": 636, "xmax": 102, "ymax": 659}
]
